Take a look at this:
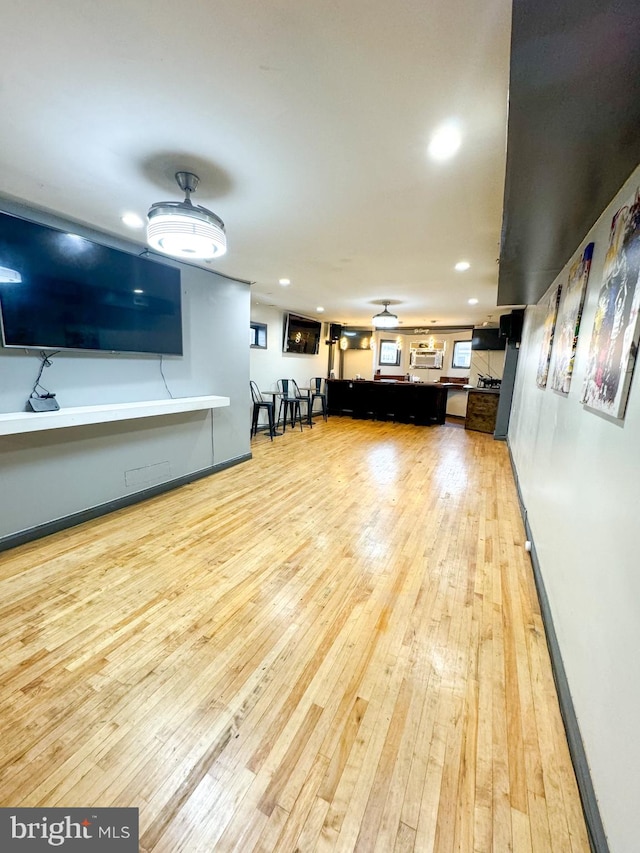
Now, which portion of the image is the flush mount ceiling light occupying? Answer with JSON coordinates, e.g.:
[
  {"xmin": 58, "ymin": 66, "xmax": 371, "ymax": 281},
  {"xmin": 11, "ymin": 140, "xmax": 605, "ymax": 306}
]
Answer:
[
  {"xmin": 147, "ymin": 171, "xmax": 226, "ymax": 260},
  {"xmin": 372, "ymin": 301, "xmax": 399, "ymax": 329}
]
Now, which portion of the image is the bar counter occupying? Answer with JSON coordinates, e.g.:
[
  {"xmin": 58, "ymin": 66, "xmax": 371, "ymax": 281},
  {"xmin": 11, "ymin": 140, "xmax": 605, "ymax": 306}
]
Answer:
[{"xmin": 326, "ymin": 379, "xmax": 448, "ymax": 425}]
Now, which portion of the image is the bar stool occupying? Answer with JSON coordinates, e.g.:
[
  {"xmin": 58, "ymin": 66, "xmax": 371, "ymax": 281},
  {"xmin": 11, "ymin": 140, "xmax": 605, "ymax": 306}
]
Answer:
[
  {"xmin": 277, "ymin": 378, "xmax": 307, "ymax": 431},
  {"xmin": 309, "ymin": 377, "xmax": 328, "ymax": 421},
  {"xmin": 250, "ymin": 381, "xmax": 276, "ymax": 440}
]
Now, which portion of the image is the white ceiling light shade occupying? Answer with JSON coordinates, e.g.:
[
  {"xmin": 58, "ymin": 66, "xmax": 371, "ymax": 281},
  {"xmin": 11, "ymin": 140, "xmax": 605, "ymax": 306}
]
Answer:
[
  {"xmin": 147, "ymin": 171, "xmax": 226, "ymax": 260},
  {"xmin": 455, "ymin": 260, "xmax": 470, "ymax": 271},
  {"xmin": 0, "ymin": 266, "xmax": 22, "ymax": 283},
  {"xmin": 372, "ymin": 301, "xmax": 399, "ymax": 328}
]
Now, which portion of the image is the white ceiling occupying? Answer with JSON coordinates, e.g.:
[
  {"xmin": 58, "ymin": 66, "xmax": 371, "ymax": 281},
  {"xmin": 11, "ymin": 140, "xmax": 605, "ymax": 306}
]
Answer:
[{"xmin": 0, "ymin": 0, "xmax": 512, "ymax": 329}]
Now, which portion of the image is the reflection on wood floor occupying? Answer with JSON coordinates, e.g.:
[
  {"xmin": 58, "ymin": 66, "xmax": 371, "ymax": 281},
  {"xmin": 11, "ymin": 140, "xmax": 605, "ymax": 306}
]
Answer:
[{"xmin": 0, "ymin": 417, "xmax": 589, "ymax": 852}]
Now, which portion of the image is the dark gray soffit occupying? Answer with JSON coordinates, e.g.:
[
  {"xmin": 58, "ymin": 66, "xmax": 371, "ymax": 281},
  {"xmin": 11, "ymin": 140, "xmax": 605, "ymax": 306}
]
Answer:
[{"xmin": 498, "ymin": 0, "xmax": 640, "ymax": 307}]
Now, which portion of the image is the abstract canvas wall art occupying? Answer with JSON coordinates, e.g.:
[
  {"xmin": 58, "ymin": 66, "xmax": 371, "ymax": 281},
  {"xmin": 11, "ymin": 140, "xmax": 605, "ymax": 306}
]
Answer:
[
  {"xmin": 582, "ymin": 188, "xmax": 640, "ymax": 418},
  {"xmin": 536, "ymin": 284, "xmax": 561, "ymax": 389},
  {"xmin": 550, "ymin": 243, "xmax": 594, "ymax": 394}
]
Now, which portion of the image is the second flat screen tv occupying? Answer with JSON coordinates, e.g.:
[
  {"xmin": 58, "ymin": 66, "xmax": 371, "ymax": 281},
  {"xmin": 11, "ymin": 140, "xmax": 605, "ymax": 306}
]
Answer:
[
  {"xmin": 0, "ymin": 210, "xmax": 183, "ymax": 355},
  {"xmin": 283, "ymin": 313, "xmax": 322, "ymax": 354},
  {"xmin": 471, "ymin": 327, "xmax": 505, "ymax": 351}
]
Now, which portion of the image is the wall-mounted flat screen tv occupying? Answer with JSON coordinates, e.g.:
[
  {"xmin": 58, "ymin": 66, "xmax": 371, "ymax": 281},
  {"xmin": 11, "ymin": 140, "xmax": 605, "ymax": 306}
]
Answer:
[
  {"xmin": 0, "ymin": 210, "xmax": 182, "ymax": 355},
  {"xmin": 341, "ymin": 328, "xmax": 373, "ymax": 349},
  {"xmin": 283, "ymin": 313, "xmax": 322, "ymax": 354},
  {"xmin": 471, "ymin": 327, "xmax": 506, "ymax": 351}
]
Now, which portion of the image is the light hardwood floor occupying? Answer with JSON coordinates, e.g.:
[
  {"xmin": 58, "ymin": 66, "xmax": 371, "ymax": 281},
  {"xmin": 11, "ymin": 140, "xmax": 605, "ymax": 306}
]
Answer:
[{"xmin": 0, "ymin": 417, "xmax": 589, "ymax": 852}]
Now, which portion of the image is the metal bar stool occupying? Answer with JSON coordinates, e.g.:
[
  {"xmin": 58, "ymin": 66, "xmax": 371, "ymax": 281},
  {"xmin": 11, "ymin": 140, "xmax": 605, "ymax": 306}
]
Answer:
[
  {"xmin": 309, "ymin": 377, "xmax": 328, "ymax": 421},
  {"xmin": 250, "ymin": 381, "xmax": 277, "ymax": 440},
  {"xmin": 277, "ymin": 378, "xmax": 306, "ymax": 431}
]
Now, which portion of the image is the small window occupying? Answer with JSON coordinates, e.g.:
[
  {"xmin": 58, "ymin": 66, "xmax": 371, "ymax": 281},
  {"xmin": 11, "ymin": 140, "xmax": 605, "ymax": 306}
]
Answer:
[
  {"xmin": 379, "ymin": 339, "xmax": 401, "ymax": 366},
  {"xmin": 250, "ymin": 322, "xmax": 267, "ymax": 348},
  {"xmin": 452, "ymin": 339, "xmax": 472, "ymax": 369}
]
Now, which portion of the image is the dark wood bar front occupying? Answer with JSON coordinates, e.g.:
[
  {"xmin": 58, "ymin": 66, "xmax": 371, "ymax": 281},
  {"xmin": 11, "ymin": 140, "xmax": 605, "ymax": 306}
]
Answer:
[{"xmin": 327, "ymin": 379, "xmax": 447, "ymax": 425}]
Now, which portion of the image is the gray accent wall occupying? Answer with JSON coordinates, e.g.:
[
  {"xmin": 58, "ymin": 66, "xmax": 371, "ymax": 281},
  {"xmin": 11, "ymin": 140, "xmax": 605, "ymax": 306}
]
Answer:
[{"xmin": 0, "ymin": 199, "xmax": 250, "ymax": 545}]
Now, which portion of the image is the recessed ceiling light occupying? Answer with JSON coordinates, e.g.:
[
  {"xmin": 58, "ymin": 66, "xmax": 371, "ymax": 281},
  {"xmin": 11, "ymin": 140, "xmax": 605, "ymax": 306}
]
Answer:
[
  {"xmin": 133, "ymin": 289, "xmax": 144, "ymax": 294},
  {"xmin": 455, "ymin": 261, "xmax": 470, "ymax": 271},
  {"xmin": 428, "ymin": 122, "xmax": 462, "ymax": 161},
  {"xmin": 279, "ymin": 278, "xmax": 291, "ymax": 286},
  {"xmin": 468, "ymin": 298, "xmax": 479, "ymax": 305},
  {"xmin": 316, "ymin": 306, "xmax": 325, "ymax": 313},
  {"xmin": 121, "ymin": 212, "xmax": 144, "ymax": 229}
]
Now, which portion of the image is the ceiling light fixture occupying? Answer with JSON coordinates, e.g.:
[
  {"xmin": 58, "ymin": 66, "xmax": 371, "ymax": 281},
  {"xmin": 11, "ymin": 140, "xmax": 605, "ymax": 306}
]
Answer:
[
  {"xmin": 372, "ymin": 301, "xmax": 399, "ymax": 328},
  {"xmin": 147, "ymin": 171, "xmax": 226, "ymax": 260},
  {"xmin": 428, "ymin": 122, "xmax": 462, "ymax": 161},
  {"xmin": 279, "ymin": 278, "xmax": 291, "ymax": 286},
  {"xmin": 122, "ymin": 212, "xmax": 144, "ymax": 229},
  {"xmin": 455, "ymin": 261, "xmax": 470, "ymax": 271},
  {"xmin": 0, "ymin": 266, "xmax": 22, "ymax": 284},
  {"xmin": 468, "ymin": 298, "xmax": 479, "ymax": 305}
]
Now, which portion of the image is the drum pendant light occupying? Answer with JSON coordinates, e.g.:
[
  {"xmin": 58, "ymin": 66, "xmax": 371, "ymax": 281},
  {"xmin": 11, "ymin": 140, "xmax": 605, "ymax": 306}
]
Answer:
[
  {"xmin": 147, "ymin": 171, "xmax": 227, "ymax": 260},
  {"xmin": 372, "ymin": 301, "xmax": 398, "ymax": 328}
]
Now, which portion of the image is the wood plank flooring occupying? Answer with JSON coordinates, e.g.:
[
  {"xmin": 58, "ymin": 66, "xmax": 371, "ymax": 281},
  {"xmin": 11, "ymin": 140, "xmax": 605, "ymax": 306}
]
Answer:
[{"xmin": 0, "ymin": 417, "xmax": 589, "ymax": 852}]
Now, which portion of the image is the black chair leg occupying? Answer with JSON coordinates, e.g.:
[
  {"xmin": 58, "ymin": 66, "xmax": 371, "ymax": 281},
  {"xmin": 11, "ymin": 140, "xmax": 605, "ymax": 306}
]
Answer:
[
  {"xmin": 289, "ymin": 401, "xmax": 303, "ymax": 431},
  {"xmin": 266, "ymin": 404, "xmax": 275, "ymax": 440},
  {"xmin": 251, "ymin": 402, "xmax": 277, "ymax": 440}
]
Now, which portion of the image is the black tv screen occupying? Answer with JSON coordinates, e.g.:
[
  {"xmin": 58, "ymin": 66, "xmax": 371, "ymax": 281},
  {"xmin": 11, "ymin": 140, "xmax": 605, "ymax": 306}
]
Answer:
[
  {"xmin": 341, "ymin": 329, "xmax": 372, "ymax": 349},
  {"xmin": 0, "ymin": 210, "xmax": 182, "ymax": 355},
  {"xmin": 283, "ymin": 313, "xmax": 322, "ymax": 354},
  {"xmin": 471, "ymin": 327, "xmax": 506, "ymax": 351}
]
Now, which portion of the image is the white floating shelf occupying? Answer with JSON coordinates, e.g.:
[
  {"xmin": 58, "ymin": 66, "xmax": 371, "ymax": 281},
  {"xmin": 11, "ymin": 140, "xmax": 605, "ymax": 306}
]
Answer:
[{"xmin": 0, "ymin": 395, "xmax": 230, "ymax": 437}]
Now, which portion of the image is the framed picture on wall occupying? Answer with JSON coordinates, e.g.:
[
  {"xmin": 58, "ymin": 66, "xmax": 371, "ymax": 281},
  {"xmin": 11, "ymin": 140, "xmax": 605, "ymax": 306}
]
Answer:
[
  {"xmin": 582, "ymin": 188, "xmax": 640, "ymax": 419},
  {"xmin": 536, "ymin": 284, "xmax": 562, "ymax": 388},
  {"xmin": 379, "ymin": 339, "xmax": 401, "ymax": 365},
  {"xmin": 549, "ymin": 242, "xmax": 593, "ymax": 394}
]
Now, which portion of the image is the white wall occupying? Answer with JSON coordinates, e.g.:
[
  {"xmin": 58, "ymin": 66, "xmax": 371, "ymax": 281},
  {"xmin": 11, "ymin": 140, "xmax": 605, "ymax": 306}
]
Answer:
[
  {"xmin": 509, "ymin": 163, "xmax": 640, "ymax": 853},
  {"xmin": 342, "ymin": 346, "xmax": 376, "ymax": 380}
]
